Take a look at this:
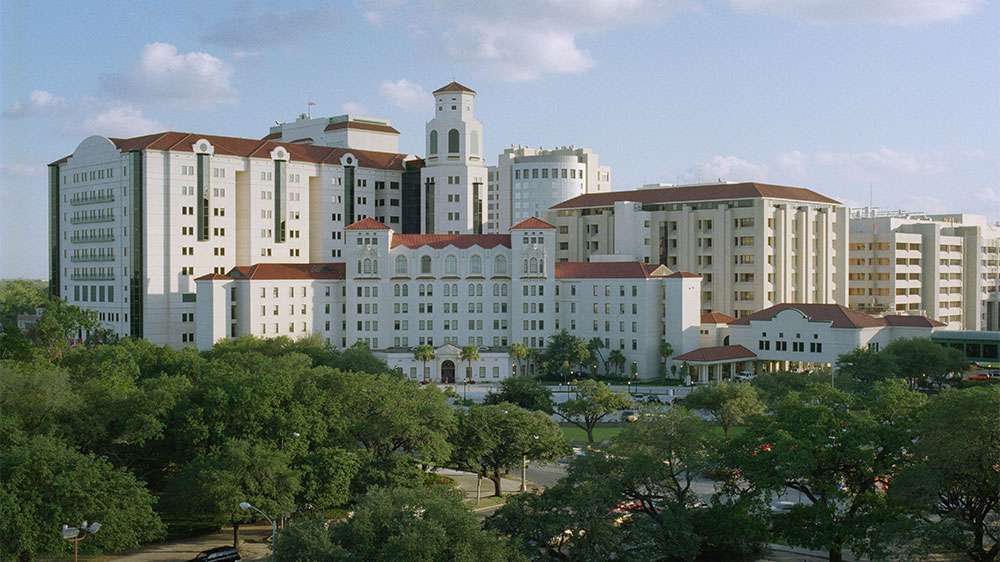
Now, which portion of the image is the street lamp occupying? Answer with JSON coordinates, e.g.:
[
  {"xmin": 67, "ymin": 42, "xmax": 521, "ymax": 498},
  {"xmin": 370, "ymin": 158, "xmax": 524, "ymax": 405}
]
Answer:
[
  {"xmin": 62, "ymin": 521, "xmax": 101, "ymax": 562},
  {"xmin": 240, "ymin": 502, "xmax": 276, "ymax": 560},
  {"xmin": 631, "ymin": 360, "xmax": 638, "ymax": 391},
  {"xmin": 521, "ymin": 435, "xmax": 539, "ymax": 492}
]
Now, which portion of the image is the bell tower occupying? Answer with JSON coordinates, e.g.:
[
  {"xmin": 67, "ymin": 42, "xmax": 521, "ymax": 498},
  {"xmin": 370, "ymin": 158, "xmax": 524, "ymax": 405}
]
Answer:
[{"xmin": 420, "ymin": 81, "xmax": 486, "ymax": 235}]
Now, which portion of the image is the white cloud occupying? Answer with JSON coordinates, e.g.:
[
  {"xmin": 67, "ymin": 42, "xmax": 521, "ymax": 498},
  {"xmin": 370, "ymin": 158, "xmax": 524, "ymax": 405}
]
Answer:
[
  {"xmin": 379, "ymin": 79, "xmax": 433, "ymax": 111},
  {"xmin": 0, "ymin": 162, "xmax": 45, "ymax": 178},
  {"xmin": 4, "ymin": 90, "xmax": 71, "ymax": 117},
  {"xmin": 361, "ymin": 0, "xmax": 697, "ymax": 81},
  {"xmin": 729, "ymin": 0, "xmax": 983, "ymax": 25},
  {"xmin": 687, "ymin": 155, "xmax": 769, "ymax": 183},
  {"xmin": 814, "ymin": 148, "xmax": 946, "ymax": 180},
  {"xmin": 103, "ymin": 42, "xmax": 238, "ymax": 108},
  {"xmin": 340, "ymin": 101, "xmax": 370, "ymax": 115},
  {"xmin": 65, "ymin": 103, "xmax": 165, "ymax": 138}
]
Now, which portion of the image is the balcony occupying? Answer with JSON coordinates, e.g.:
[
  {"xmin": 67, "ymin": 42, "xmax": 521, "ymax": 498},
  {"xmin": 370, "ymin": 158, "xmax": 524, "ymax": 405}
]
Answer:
[
  {"xmin": 70, "ymin": 254, "xmax": 116, "ymax": 263},
  {"xmin": 70, "ymin": 272, "xmax": 115, "ymax": 281},
  {"xmin": 70, "ymin": 214, "xmax": 115, "ymax": 224},
  {"xmin": 70, "ymin": 193, "xmax": 115, "ymax": 206},
  {"xmin": 71, "ymin": 233, "xmax": 115, "ymax": 243}
]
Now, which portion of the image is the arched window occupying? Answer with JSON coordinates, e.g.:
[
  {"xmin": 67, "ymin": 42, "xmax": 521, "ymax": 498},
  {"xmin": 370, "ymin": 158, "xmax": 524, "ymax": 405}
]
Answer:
[
  {"xmin": 419, "ymin": 284, "xmax": 425, "ymax": 297},
  {"xmin": 493, "ymin": 284, "xmax": 499, "ymax": 296},
  {"xmin": 444, "ymin": 284, "xmax": 450, "ymax": 297},
  {"xmin": 363, "ymin": 259, "xmax": 372, "ymax": 274},
  {"xmin": 470, "ymin": 130, "xmax": 479, "ymax": 155},
  {"xmin": 395, "ymin": 255, "xmax": 407, "ymax": 275},
  {"xmin": 394, "ymin": 284, "xmax": 400, "ymax": 297},
  {"xmin": 445, "ymin": 255, "xmax": 457, "ymax": 274},
  {"xmin": 501, "ymin": 284, "xmax": 508, "ymax": 296},
  {"xmin": 427, "ymin": 285, "xmax": 433, "ymax": 296},
  {"xmin": 468, "ymin": 284, "xmax": 475, "ymax": 296},
  {"xmin": 402, "ymin": 284, "xmax": 408, "ymax": 297},
  {"xmin": 529, "ymin": 258, "xmax": 538, "ymax": 274},
  {"xmin": 421, "ymin": 255, "xmax": 432, "ymax": 274},
  {"xmin": 470, "ymin": 254, "xmax": 482, "ymax": 274},
  {"xmin": 452, "ymin": 283, "xmax": 458, "ymax": 295},
  {"xmin": 476, "ymin": 284, "xmax": 483, "ymax": 296},
  {"xmin": 429, "ymin": 130, "xmax": 438, "ymax": 155},
  {"xmin": 448, "ymin": 129, "xmax": 460, "ymax": 153},
  {"xmin": 495, "ymin": 255, "xmax": 506, "ymax": 275}
]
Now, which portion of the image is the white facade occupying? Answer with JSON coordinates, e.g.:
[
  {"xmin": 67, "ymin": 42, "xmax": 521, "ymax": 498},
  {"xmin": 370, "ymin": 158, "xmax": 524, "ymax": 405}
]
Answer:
[
  {"xmin": 488, "ymin": 146, "xmax": 610, "ymax": 233},
  {"xmin": 549, "ymin": 182, "xmax": 849, "ymax": 319},
  {"xmin": 264, "ymin": 113, "xmax": 402, "ymax": 154},
  {"xmin": 195, "ymin": 218, "xmax": 703, "ymax": 382},
  {"xmin": 50, "ymin": 133, "xmax": 418, "ymax": 348},
  {"xmin": 848, "ymin": 210, "xmax": 1000, "ymax": 330}
]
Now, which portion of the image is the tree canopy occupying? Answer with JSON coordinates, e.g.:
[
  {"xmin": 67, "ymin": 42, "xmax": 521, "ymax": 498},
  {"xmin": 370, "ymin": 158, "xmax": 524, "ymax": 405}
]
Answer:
[{"xmin": 554, "ymin": 379, "xmax": 632, "ymax": 443}]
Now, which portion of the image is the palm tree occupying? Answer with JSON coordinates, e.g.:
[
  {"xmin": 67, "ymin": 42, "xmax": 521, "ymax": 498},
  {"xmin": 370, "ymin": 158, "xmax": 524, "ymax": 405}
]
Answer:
[
  {"xmin": 608, "ymin": 349, "xmax": 626, "ymax": 376},
  {"xmin": 588, "ymin": 337, "xmax": 608, "ymax": 375},
  {"xmin": 460, "ymin": 345, "xmax": 480, "ymax": 382},
  {"xmin": 526, "ymin": 347, "xmax": 541, "ymax": 377},
  {"xmin": 414, "ymin": 344, "xmax": 435, "ymax": 382},
  {"xmin": 510, "ymin": 342, "xmax": 529, "ymax": 377},
  {"xmin": 659, "ymin": 340, "xmax": 674, "ymax": 363}
]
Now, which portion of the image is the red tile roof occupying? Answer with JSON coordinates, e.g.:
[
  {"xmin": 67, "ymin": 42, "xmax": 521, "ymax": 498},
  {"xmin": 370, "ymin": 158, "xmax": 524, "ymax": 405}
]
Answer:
[
  {"xmin": 510, "ymin": 217, "xmax": 556, "ymax": 230},
  {"xmin": 227, "ymin": 262, "xmax": 345, "ymax": 280},
  {"xmin": 883, "ymin": 315, "xmax": 946, "ymax": 328},
  {"xmin": 550, "ymin": 182, "xmax": 840, "ymax": 209},
  {"xmin": 261, "ymin": 132, "xmax": 282, "ymax": 141},
  {"xmin": 554, "ymin": 262, "xmax": 671, "ymax": 279},
  {"xmin": 674, "ymin": 345, "xmax": 757, "ymax": 363},
  {"xmin": 433, "ymin": 81, "xmax": 476, "ymax": 94},
  {"xmin": 666, "ymin": 271, "xmax": 701, "ymax": 278},
  {"xmin": 701, "ymin": 312, "xmax": 737, "ymax": 324},
  {"xmin": 345, "ymin": 218, "xmax": 392, "ymax": 230},
  {"xmin": 390, "ymin": 234, "xmax": 511, "ymax": 250},
  {"xmin": 728, "ymin": 303, "xmax": 885, "ymax": 329},
  {"xmin": 51, "ymin": 132, "xmax": 412, "ymax": 169},
  {"xmin": 195, "ymin": 273, "xmax": 232, "ymax": 281},
  {"xmin": 324, "ymin": 121, "xmax": 400, "ymax": 134}
]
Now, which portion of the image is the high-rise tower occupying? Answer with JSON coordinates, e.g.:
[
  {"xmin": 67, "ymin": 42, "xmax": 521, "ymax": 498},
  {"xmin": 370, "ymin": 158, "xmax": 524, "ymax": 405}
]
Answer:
[{"xmin": 420, "ymin": 82, "xmax": 487, "ymax": 234}]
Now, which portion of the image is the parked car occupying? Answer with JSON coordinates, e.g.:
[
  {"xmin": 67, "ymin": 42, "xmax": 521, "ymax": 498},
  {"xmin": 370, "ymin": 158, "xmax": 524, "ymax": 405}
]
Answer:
[
  {"xmin": 645, "ymin": 395, "xmax": 661, "ymax": 403},
  {"xmin": 187, "ymin": 546, "xmax": 242, "ymax": 562},
  {"xmin": 633, "ymin": 393, "xmax": 645, "ymax": 401},
  {"xmin": 770, "ymin": 501, "xmax": 796, "ymax": 514},
  {"xmin": 968, "ymin": 374, "xmax": 992, "ymax": 381},
  {"xmin": 621, "ymin": 410, "xmax": 638, "ymax": 422},
  {"xmin": 734, "ymin": 371, "xmax": 755, "ymax": 381}
]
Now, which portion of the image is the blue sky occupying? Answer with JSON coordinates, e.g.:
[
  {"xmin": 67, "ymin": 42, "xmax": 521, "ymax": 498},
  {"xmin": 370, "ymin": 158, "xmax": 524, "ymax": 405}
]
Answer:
[{"xmin": 2, "ymin": 0, "xmax": 997, "ymax": 279}]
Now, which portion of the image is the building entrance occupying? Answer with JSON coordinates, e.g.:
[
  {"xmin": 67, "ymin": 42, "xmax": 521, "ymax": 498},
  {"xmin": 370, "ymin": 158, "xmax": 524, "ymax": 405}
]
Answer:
[{"xmin": 441, "ymin": 360, "xmax": 456, "ymax": 384}]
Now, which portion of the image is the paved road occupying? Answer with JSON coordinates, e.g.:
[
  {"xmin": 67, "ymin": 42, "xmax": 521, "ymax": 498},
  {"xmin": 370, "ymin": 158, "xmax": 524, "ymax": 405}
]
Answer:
[{"xmin": 111, "ymin": 523, "xmax": 272, "ymax": 561}]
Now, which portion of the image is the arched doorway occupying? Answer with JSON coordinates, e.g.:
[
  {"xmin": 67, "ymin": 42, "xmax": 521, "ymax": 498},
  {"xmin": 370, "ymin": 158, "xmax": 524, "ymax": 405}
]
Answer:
[{"xmin": 441, "ymin": 360, "xmax": 456, "ymax": 384}]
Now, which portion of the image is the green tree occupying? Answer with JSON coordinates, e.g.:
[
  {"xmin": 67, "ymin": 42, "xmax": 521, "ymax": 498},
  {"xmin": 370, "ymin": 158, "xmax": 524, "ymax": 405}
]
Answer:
[
  {"xmin": 31, "ymin": 299, "xmax": 100, "ymax": 359},
  {"xmin": 274, "ymin": 486, "xmax": 526, "ymax": 562},
  {"xmin": 0, "ymin": 279, "xmax": 48, "ymax": 324},
  {"xmin": 750, "ymin": 370, "xmax": 834, "ymax": 404},
  {"xmin": 461, "ymin": 345, "xmax": 480, "ymax": 381},
  {"xmin": 452, "ymin": 403, "xmax": 569, "ymax": 496},
  {"xmin": 608, "ymin": 349, "xmax": 626, "ymax": 376},
  {"xmin": 538, "ymin": 330, "xmax": 590, "ymax": 380},
  {"xmin": 882, "ymin": 337, "xmax": 967, "ymax": 389},
  {"xmin": 890, "ymin": 386, "xmax": 1000, "ymax": 562},
  {"xmin": 414, "ymin": 344, "xmax": 435, "ymax": 382},
  {"xmin": 509, "ymin": 342, "xmax": 529, "ymax": 377},
  {"xmin": 165, "ymin": 439, "xmax": 299, "ymax": 548},
  {"xmin": 0, "ymin": 324, "xmax": 35, "ymax": 361},
  {"xmin": 555, "ymin": 379, "xmax": 632, "ymax": 443},
  {"xmin": 588, "ymin": 337, "xmax": 607, "ymax": 376},
  {"xmin": 1, "ymin": 434, "xmax": 165, "ymax": 561},
  {"xmin": 835, "ymin": 346, "xmax": 896, "ymax": 391},
  {"xmin": 720, "ymin": 382, "xmax": 924, "ymax": 562},
  {"xmin": 483, "ymin": 376, "xmax": 554, "ymax": 413},
  {"xmin": 489, "ymin": 407, "xmax": 765, "ymax": 561},
  {"xmin": 684, "ymin": 381, "xmax": 765, "ymax": 437},
  {"xmin": 659, "ymin": 340, "xmax": 674, "ymax": 364}
]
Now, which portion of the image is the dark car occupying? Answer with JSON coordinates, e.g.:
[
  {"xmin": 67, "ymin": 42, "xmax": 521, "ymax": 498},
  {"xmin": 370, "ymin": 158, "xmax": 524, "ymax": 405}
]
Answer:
[{"xmin": 187, "ymin": 546, "xmax": 242, "ymax": 562}]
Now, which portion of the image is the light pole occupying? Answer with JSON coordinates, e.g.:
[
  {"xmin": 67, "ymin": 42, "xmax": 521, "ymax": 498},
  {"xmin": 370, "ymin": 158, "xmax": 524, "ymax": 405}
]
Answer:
[
  {"xmin": 521, "ymin": 435, "xmax": 539, "ymax": 493},
  {"xmin": 631, "ymin": 360, "xmax": 638, "ymax": 392},
  {"xmin": 62, "ymin": 521, "xmax": 101, "ymax": 562},
  {"xmin": 240, "ymin": 502, "xmax": 276, "ymax": 560}
]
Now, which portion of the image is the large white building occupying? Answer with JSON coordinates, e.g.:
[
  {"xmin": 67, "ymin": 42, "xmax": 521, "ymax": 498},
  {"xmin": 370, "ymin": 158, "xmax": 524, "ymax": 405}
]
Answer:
[
  {"xmin": 548, "ymin": 182, "xmax": 850, "ymax": 319},
  {"xmin": 848, "ymin": 210, "xmax": 1000, "ymax": 330},
  {"xmin": 195, "ymin": 217, "xmax": 703, "ymax": 382},
  {"xmin": 487, "ymin": 146, "xmax": 610, "ymax": 232}
]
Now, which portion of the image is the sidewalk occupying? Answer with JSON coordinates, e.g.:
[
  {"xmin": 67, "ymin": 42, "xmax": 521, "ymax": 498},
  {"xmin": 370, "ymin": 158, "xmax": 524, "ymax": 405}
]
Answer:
[{"xmin": 432, "ymin": 467, "xmax": 534, "ymax": 506}]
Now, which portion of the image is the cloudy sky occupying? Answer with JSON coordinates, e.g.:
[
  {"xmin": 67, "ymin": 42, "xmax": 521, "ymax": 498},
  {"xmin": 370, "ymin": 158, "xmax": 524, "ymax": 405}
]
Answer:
[{"xmin": 2, "ymin": 0, "xmax": 997, "ymax": 278}]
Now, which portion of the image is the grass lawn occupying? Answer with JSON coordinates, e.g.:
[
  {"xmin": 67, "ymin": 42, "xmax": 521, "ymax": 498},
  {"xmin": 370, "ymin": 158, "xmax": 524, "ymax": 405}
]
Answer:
[{"xmin": 561, "ymin": 424, "xmax": 624, "ymax": 444}]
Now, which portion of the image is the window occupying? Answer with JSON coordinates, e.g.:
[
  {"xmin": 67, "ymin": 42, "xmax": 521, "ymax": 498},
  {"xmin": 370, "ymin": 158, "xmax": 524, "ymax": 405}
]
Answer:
[
  {"xmin": 421, "ymin": 255, "xmax": 432, "ymax": 274},
  {"xmin": 494, "ymin": 255, "xmax": 506, "ymax": 274},
  {"xmin": 470, "ymin": 254, "xmax": 482, "ymax": 274},
  {"xmin": 445, "ymin": 255, "xmax": 458, "ymax": 274},
  {"xmin": 395, "ymin": 255, "xmax": 407, "ymax": 275},
  {"xmin": 448, "ymin": 129, "xmax": 460, "ymax": 153},
  {"xmin": 429, "ymin": 130, "xmax": 438, "ymax": 154}
]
